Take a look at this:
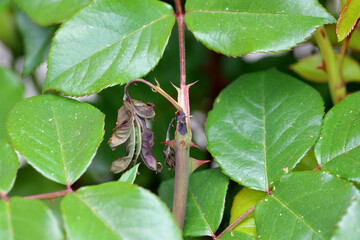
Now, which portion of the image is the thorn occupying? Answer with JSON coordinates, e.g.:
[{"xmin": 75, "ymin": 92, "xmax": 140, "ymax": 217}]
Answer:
[
  {"xmin": 190, "ymin": 158, "xmax": 210, "ymax": 173},
  {"xmin": 320, "ymin": 28, "xmax": 326, "ymax": 38},
  {"xmin": 161, "ymin": 140, "xmax": 175, "ymax": 148},
  {"xmin": 186, "ymin": 80, "xmax": 198, "ymax": 88},
  {"xmin": 49, "ymin": 199, "xmax": 55, "ymax": 205},
  {"xmin": 190, "ymin": 140, "xmax": 200, "ymax": 149},
  {"xmin": 154, "ymin": 78, "xmax": 160, "ymax": 87},
  {"xmin": 317, "ymin": 60, "xmax": 327, "ymax": 72},
  {"xmin": 170, "ymin": 81, "xmax": 180, "ymax": 91}
]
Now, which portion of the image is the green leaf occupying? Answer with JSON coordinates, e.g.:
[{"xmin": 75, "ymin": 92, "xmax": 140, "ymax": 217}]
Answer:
[
  {"xmin": 206, "ymin": 69, "xmax": 324, "ymax": 191},
  {"xmin": 290, "ymin": 53, "xmax": 360, "ymax": 83},
  {"xmin": 0, "ymin": 140, "xmax": 19, "ymax": 193},
  {"xmin": 337, "ymin": 0, "xmax": 360, "ymax": 41},
  {"xmin": 13, "ymin": 0, "xmax": 90, "ymax": 26},
  {"xmin": 230, "ymin": 188, "xmax": 266, "ymax": 238},
  {"xmin": 315, "ymin": 92, "xmax": 360, "ymax": 183},
  {"xmin": 341, "ymin": 0, "xmax": 347, "ymax": 11},
  {"xmin": 332, "ymin": 198, "xmax": 360, "ymax": 240},
  {"xmin": 0, "ymin": 197, "xmax": 63, "ymax": 240},
  {"xmin": 221, "ymin": 231, "xmax": 255, "ymax": 240},
  {"xmin": 15, "ymin": 10, "xmax": 57, "ymax": 76},
  {"xmin": 159, "ymin": 168, "xmax": 229, "ymax": 237},
  {"xmin": 255, "ymin": 171, "xmax": 360, "ymax": 240},
  {"xmin": 44, "ymin": 0, "xmax": 175, "ymax": 96},
  {"xmin": 185, "ymin": 0, "xmax": 336, "ymax": 56},
  {"xmin": 322, "ymin": 24, "xmax": 360, "ymax": 52},
  {"xmin": 0, "ymin": 67, "xmax": 24, "ymax": 141},
  {"xmin": 118, "ymin": 163, "xmax": 140, "ymax": 184},
  {"xmin": 61, "ymin": 181, "xmax": 181, "ymax": 240},
  {"xmin": 6, "ymin": 94, "xmax": 105, "ymax": 185}
]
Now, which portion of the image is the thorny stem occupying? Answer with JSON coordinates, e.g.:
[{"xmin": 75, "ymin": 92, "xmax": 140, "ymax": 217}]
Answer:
[
  {"xmin": 172, "ymin": 0, "xmax": 192, "ymax": 230},
  {"xmin": 314, "ymin": 27, "xmax": 346, "ymax": 104},
  {"xmin": 124, "ymin": 79, "xmax": 183, "ymax": 112},
  {"xmin": 215, "ymin": 206, "xmax": 255, "ymax": 239}
]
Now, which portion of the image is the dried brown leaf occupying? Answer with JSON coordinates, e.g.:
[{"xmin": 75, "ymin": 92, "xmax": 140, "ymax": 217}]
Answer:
[{"xmin": 130, "ymin": 99, "xmax": 155, "ymax": 119}]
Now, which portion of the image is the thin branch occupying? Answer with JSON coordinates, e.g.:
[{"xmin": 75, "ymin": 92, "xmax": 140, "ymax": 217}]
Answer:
[
  {"xmin": 314, "ymin": 27, "xmax": 346, "ymax": 104},
  {"xmin": 215, "ymin": 206, "xmax": 255, "ymax": 239},
  {"xmin": 338, "ymin": 19, "xmax": 358, "ymax": 82},
  {"xmin": 23, "ymin": 188, "xmax": 73, "ymax": 200},
  {"xmin": 124, "ymin": 78, "xmax": 183, "ymax": 112},
  {"xmin": 175, "ymin": 0, "xmax": 185, "ymax": 88},
  {"xmin": 175, "ymin": 0, "xmax": 189, "ymax": 117}
]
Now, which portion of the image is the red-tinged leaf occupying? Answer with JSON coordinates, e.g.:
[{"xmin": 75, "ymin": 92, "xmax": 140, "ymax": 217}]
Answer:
[
  {"xmin": 130, "ymin": 99, "xmax": 156, "ymax": 119},
  {"xmin": 139, "ymin": 118, "xmax": 160, "ymax": 172},
  {"xmin": 337, "ymin": 0, "xmax": 360, "ymax": 41}
]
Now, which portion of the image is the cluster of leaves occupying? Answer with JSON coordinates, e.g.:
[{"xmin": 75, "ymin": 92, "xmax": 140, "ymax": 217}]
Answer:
[
  {"xmin": 108, "ymin": 97, "xmax": 160, "ymax": 173},
  {"xmin": 0, "ymin": 0, "xmax": 359, "ymax": 239}
]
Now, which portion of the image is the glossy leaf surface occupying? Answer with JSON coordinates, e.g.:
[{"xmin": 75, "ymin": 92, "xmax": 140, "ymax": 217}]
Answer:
[
  {"xmin": 0, "ymin": 67, "xmax": 24, "ymax": 140},
  {"xmin": 44, "ymin": 0, "xmax": 175, "ymax": 96},
  {"xmin": 185, "ymin": 0, "xmax": 336, "ymax": 56},
  {"xmin": 16, "ymin": 10, "xmax": 56, "ymax": 76},
  {"xmin": 0, "ymin": 197, "xmax": 63, "ymax": 240},
  {"xmin": 206, "ymin": 70, "xmax": 324, "ymax": 191},
  {"xmin": 315, "ymin": 92, "xmax": 360, "ymax": 183},
  {"xmin": 323, "ymin": 24, "xmax": 360, "ymax": 52},
  {"xmin": 255, "ymin": 171, "xmax": 359, "ymax": 240},
  {"xmin": 290, "ymin": 53, "xmax": 360, "ymax": 83},
  {"xmin": 7, "ymin": 94, "xmax": 105, "ymax": 185},
  {"xmin": 159, "ymin": 168, "xmax": 229, "ymax": 237},
  {"xmin": 0, "ymin": 140, "xmax": 19, "ymax": 193},
  {"xmin": 230, "ymin": 188, "xmax": 266, "ymax": 238},
  {"xmin": 13, "ymin": 0, "xmax": 90, "ymax": 26},
  {"xmin": 62, "ymin": 181, "xmax": 181, "ymax": 240},
  {"xmin": 221, "ymin": 231, "xmax": 255, "ymax": 240},
  {"xmin": 337, "ymin": 0, "xmax": 360, "ymax": 41},
  {"xmin": 118, "ymin": 163, "xmax": 140, "ymax": 184},
  {"xmin": 332, "ymin": 198, "xmax": 360, "ymax": 239}
]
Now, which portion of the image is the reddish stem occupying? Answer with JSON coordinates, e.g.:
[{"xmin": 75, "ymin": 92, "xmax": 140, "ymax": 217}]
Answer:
[
  {"xmin": 23, "ymin": 188, "xmax": 73, "ymax": 200},
  {"xmin": 215, "ymin": 206, "xmax": 255, "ymax": 239},
  {"xmin": 1, "ymin": 192, "xmax": 9, "ymax": 201},
  {"xmin": 175, "ymin": 0, "xmax": 189, "ymax": 116},
  {"xmin": 172, "ymin": 0, "xmax": 192, "ymax": 231}
]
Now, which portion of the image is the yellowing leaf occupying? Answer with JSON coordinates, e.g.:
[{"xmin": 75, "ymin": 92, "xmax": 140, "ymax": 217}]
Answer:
[
  {"xmin": 230, "ymin": 188, "xmax": 266, "ymax": 238},
  {"xmin": 290, "ymin": 53, "xmax": 360, "ymax": 83}
]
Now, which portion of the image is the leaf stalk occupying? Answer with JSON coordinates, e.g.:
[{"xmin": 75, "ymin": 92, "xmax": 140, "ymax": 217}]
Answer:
[
  {"xmin": 215, "ymin": 206, "xmax": 255, "ymax": 239},
  {"xmin": 23, "ymin": 188, "xmax": 73, "ymax": 200},
  {"xmin": 314, "ymin": 27, "xmax": 346, "ymax": 104}
]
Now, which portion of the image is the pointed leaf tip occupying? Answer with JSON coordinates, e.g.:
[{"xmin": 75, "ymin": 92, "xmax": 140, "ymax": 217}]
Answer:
[{"xmin": 337, "ymin": 0, "xmax": 360, "ymax": 41}]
